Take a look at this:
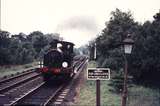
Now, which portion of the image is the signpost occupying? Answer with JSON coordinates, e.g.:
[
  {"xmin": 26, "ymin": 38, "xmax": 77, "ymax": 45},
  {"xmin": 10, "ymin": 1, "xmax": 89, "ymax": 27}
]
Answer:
[
  {"xmin": 88, "ymin": 42, "xmax": 110, "ymax": 106},
  {"xmin": 87, "ymin": 68, "xmax": 110, "ymax": 106}
]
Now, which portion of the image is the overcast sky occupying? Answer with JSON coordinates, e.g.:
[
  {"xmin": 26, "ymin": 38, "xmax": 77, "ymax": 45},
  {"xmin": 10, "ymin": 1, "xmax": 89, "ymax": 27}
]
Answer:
[{"xmin": 1, "ymin": 0, "xmax": 160, "ymax": 47}]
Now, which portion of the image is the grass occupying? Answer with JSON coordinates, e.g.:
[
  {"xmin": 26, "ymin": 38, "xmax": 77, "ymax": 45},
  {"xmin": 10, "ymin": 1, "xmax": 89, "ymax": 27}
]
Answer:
[
  {"xmin": 128, "ymin": 85, "xmax": 160, "ymax": 106},
  {"xmin": 75, "ymin": 61, "xmax": 160, "ymax": 106},
  {"xmin": 76, "ymin": 61, "xmax": 121, "ymax": 106},
  {"xmin": 0, "ymin": 62, "xmax": 39, "ymax": 78},
  {"xmin": 76, "ymin": 80, "xmax": 121, "ymax": 106}
]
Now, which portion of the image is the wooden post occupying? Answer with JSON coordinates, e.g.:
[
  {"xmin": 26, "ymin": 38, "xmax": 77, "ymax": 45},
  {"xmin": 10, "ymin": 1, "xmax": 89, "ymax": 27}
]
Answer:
[
  {"xmin": 0, "ymin": 0, "xmax": 1, "ymax": 31},
  {"xmin": 121, "ymin": 55, "xmax": 128, "ymax": 106},
  {"xmin": 96, "ymin": 80, "xmax": 100, "ymax": 106}
]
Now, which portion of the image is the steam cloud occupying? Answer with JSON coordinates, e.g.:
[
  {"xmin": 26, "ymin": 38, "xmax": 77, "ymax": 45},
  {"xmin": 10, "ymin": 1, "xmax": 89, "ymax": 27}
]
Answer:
[{"xmin": 56, "ymin": 16, "xmax": 98, "ymax": 32}]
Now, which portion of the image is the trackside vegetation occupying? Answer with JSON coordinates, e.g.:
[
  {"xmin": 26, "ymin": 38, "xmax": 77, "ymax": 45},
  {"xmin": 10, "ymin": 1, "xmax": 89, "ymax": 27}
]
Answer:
[
  {"xmin": 0, "ymin": 31, "xmax": 62, "ymax": 65},
  {"xmin": 76, "ymin": 62, "xmax": 160, "ymax": 106},
  {"xmin": 88, "ymin": 8, "xmax": 160, "ymax": 89},
  {"xmin": 0, "ymin": 62, "xmax": 38, "ymax": 77}
]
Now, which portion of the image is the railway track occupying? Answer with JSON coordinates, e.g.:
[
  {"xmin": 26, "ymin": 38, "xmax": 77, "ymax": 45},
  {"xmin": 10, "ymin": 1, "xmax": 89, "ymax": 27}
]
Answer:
[
  {"xmin": 10, "ymin": 82, "xmax": 66, "ymax": 106},
  {"xmin": 13, "ymin": 57, "xmax": 88, "ymax": 106},
  {"xmin": 0, "ymin": 76, "xmax": 44, "ymax": 105},
  {"xmin": 0, "ymin": 66, "xmax": 38, "ymax": 82},
  {"xmin": 0, "ymin": 69, "xmax": 41, "ymax": 94},
  {"xmin": 49, "ymin": 57, "xmax": 88, "ymax": 105},
  {"xmin": 0, "ymin": 56, "xmax": 88, "ymax": 105}
]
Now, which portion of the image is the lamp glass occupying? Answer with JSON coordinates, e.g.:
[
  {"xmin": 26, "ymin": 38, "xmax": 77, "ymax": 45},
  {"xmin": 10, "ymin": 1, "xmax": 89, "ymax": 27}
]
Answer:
[{"xmin": 124, "ymin": 44, "xmax": 132, "ymax": 54}]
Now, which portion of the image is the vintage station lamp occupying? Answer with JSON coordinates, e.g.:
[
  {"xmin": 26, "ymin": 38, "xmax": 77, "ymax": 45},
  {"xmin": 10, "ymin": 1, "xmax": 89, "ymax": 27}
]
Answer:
[{"xmin": 121, "ymin": 34, "xmax": 134, "ymax": 106}]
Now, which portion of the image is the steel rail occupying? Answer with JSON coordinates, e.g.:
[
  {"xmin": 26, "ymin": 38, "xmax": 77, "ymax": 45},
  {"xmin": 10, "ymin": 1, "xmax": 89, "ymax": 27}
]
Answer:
[
  {"xmin": 43, "ymin": 85, "xmax": 65, "ymax": 106},
  {"xmin": 8, "ymin": 82, "xmax": 45, "ymax": 106},
  {"xmin": 0, "ymin": 73, "xmax": 41, "ymax": 94},
  {"xmin": 0, "ymin": 66, "xmax": 38, "ymax": 84}
]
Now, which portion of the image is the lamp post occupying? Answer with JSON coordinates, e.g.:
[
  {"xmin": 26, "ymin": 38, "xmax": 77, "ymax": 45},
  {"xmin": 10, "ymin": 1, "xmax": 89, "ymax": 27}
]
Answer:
[
  {"xmin": 121, "ymin": 34, "xmax": 134, "ymax": 106},
  {"xmin": 0, "ymin": 0, "xmax": 1, "ymax": 31}
]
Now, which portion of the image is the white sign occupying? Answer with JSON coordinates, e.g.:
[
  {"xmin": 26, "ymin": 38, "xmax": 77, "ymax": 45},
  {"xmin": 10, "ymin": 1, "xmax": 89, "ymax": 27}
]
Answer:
[{"xmin": 87, "ymin": 68, "xmax": 110, "ymax": 80}]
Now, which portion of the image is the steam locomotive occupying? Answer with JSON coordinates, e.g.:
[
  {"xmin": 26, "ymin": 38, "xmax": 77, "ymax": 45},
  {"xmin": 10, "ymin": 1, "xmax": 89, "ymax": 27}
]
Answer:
[{"xmin": 39, "ymin": 40, "xmax": 75, "ymax": 81}]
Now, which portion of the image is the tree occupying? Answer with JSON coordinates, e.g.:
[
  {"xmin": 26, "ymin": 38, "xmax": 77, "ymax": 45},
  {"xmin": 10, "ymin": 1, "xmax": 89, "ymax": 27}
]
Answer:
[
  {"xmin": 27, "ymin": 31, "xmax": 47, "ymax": 58},
  {"xmin": 94, "ymin": 9, "xmax": 160, "ymax": 86},
  {"xmin": 0, "ymin": 30, "xmax": 64, "ymax": 65},
  {"xmin": 130, "ymin": 11, "xmax": 160, "ymax": 84},
  {"xmin": 12, "ymin": 32, "xmax": 27, "ymax": 42},
  {"xmin": 0, "ymin": 31, "xmax": 11, "ymax": 65},
  {"xmin": 8, "ymin": 38, "xmax": 22, "ymax": 64},
  {"xmin": 0, "ymin": 31, "xmax": 10, "ymax": 48},
  {"xmin": 96, "ymin": 9, "xmax": 139, "ymax": 70},
  {"xmin": 91, "ymin": 9, "xmax": 140, "ymax": 92}
]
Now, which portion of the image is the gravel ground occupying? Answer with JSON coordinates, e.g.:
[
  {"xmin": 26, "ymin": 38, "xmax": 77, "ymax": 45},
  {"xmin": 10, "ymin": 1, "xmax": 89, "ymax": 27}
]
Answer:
[{"xmin": 63, "ymin": 63, "xmax": 87, "ymax": 105}]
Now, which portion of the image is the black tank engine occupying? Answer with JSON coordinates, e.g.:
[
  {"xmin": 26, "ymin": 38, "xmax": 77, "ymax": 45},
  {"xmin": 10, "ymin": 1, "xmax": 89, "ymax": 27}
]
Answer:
[{"xmin": 39, "ymin": 40, "xmax": 75, "ymax": 81}]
